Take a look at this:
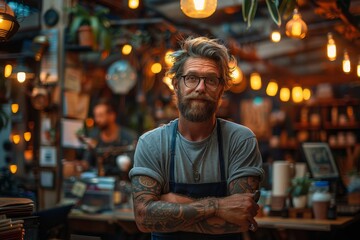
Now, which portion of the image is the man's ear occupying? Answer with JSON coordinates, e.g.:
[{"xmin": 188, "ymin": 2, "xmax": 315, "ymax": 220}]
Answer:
[{"xmin": 172, "ymin": 77, "xmax": 178, "ymax": 90}]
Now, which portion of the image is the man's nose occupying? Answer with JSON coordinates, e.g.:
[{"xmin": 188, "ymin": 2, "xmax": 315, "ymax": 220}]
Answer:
[{"xmin": 195, "ymin": 78, "xmax": 206, "ymax": 91}]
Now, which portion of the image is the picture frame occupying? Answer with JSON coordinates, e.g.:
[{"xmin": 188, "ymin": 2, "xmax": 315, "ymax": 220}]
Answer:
[
  {"xmin": 301, "ymin": 142, "xmax": 340, "ymax": 180},
  {"xmin": 40, "ymin": 170, "xmax": 56, "ymax": 189},
  {"xmin": 39, "ymin": 146, "xmax": 57, "ymax": 167}
]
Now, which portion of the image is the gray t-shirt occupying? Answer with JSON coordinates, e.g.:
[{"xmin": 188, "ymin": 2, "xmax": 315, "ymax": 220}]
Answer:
[{"xmin": 129, "ymin": 118, "xmax": 264, "ymax": 194}]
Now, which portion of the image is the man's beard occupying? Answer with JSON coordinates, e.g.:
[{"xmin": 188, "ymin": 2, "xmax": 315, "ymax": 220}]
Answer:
[{"xmin": 176, "ymin": 89, "xmax": 218, "ymax": 122}]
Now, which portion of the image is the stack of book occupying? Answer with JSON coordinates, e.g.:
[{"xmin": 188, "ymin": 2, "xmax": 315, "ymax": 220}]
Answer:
[{"xmin": 0, "ymin": 198, "xmax": 35, "ymax": 240}]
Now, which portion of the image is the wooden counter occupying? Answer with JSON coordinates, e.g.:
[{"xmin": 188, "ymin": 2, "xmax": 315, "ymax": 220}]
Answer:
[{"xmin": 255, "ymin": 216, "xmax": 354, "ymax": 231}]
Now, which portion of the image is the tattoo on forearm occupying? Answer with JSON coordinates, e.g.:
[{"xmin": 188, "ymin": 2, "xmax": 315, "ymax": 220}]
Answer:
[{"xmin": 229, "ymin": 176, "xmax": 260, "ymax": 194}]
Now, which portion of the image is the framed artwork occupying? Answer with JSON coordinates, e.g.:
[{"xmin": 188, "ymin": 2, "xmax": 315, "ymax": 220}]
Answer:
[
  {"xmin": 301, "ymin": 142, "xmax": 340, "ymax": 180},
  {"xmin": 39, "ymin": 146, "xmax": 57, "ymax": 167},
  {"xmin": 40, "ymin": 170, "xmax": 55, "ymax": 189}
]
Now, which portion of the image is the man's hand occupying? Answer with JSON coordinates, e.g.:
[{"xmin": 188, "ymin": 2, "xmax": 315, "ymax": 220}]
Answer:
[{"xmin": 215, "ymin": 193, "xmax": 259, "ymax": 231}]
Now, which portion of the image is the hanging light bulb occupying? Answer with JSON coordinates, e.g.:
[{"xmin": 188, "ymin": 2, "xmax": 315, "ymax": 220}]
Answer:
[
  {"xmin": 12, "ymin": 134, "xmax": 20, "ymax": 144},
  {"xmin": 0, "ymin": 1, "xmax": 20, "ymax": 41},
  {"xmin": 230, "ymin": 65, "xmax": 243, "ymax": 84},
  {"xmin": 343, "ymin": 50, "xmax": 351, "ymax": 73},
  {"xmin": 280, "ymin": 87, "xmax": 290, "ymax": 102},
  {"xmin": 327, "ymin": 32, "xmax": 336, "ymax": 61},
  {"xmin": 151, "ymin": 62, "xmax": 162, "ymax": 74},
  {"xmin": 292, "ymin": 86, "xmax": 303, "ymax": 103},
  {"xmin": 357, "ymin": 57, "xmax": 360, "ymax": 77},
  {"xmin": 11, "ymin": 103, "xmax": 19, "ymax": 113},
  {"xmin": 303, "ymin": 88, "xmax": 311, "ymax": 100},
  {"xmin": 4, "ymin": 64, "xmax": 12, "ymax": 77},
  {"xmin": 285, "ymin": 8, "xmax": 308, "ymax": 39},
  {"xmin": 24, "ymin": 131, "xmax": 31, "ymax": 142},
  {"xmin": 271, "ymin": 30, "xmax": 281, "ymax": 43},
  {"xmin": 266, "ymin": 80, "xmax": 278, "ymax": 96},
  {"xmin": 122, "ymin": 44, "xmax": 132, "ymax": 55},
  {"xmin": 250, "ymin": 72, "xmax": 261, "ymax": 90},
  {"xmin": 128, "ymin": 0, "xmax": 140, "ymax": 9},
  {"xmin": 9, "ymin": 164, "xmax": 17, "ymax": 174},
  {"xmin": 180, "ymin": 0, "xmax": 217, "ymax": 18}
]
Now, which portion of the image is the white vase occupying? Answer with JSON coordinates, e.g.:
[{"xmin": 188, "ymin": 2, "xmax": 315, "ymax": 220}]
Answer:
[{"xmin": 292, "ymin": 195, "xmax": 307, "ymax": 208}]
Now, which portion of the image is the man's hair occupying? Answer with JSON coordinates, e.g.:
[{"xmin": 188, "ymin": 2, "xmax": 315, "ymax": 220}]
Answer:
[
  {"xmin": 93, "ymin": 98, "xmax": 116, "ymax": 114},
  {"xmin": 166, "ymin": 36, "xmax": 236, "ymax": 90}
]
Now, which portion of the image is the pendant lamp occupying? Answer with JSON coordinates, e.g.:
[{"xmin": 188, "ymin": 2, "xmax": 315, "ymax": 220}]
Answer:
[
  {"xmin": 0, "ymin": 1, "xmax": 19, "ymax": 41},
  {"xmin": 285, "ymin": 8, "xmax": 307, "ymax": 39},
  {"xmin": 180, "ymin": 0, "xmax": 217, "ymax": 19}
]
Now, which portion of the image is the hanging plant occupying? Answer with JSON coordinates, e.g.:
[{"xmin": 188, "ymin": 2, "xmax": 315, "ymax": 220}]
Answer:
[{"xmin": 242, "ymin": 0, "xmax": 297, "ymax": 28}]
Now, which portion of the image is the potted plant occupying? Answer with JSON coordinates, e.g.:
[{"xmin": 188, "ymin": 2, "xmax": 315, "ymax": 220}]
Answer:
[
  {"xmin": 66, "ymin": 3, "xmax": 112, "ymax": 51},
  {"xmin": 288, "ymin": 176, "xmax": 312, "ymax": 208}
]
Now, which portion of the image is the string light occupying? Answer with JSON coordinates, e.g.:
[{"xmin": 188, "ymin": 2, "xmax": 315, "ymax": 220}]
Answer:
[
  {"xmin": 271, "ymin": 30, "xmax": 281, "ymax": 43},
  {"xmin": 230, "ymin": 65, "xmax": 243, "ymax": 84},
  {"xmin": 250, "ymin": 72, "xmax": 261, "ymax": 90},
  {"xmin": 303, "ymin": 88, "xmax": 311, "ymax": 100},
  {"xmin": 292, "ymin": 86, "xmax": 303, "ymax": 103},
  {"xmin": 151, "ymin": 62, "xmax": 162, "ymax": 74},
  {"xmin": 279, "ymin": 87, "xmax": 290, "ymax": 102},
  {"xmin": 266, "ymin": 80, "xmax": 278, "ymax": 96},
  {"xmin": 164, "ymin": 50, "xmax": 174, "ymax": 67},
  {"xmin": 4, "ymin": 64, "xmax": 12, "ymax": 77},
  {"xmin": 128, "ymin": 0, "xmax": 139, "ymax": 9},
  {"xmin": 122, "ymin": 44, "xmax": 132, "ymax": 55},
  {"xmin": 343, "ymin": 50, "xmax": 351, "ymax": 73},
  {"xmin": 11, "ymin": 103, "xmax": 19, "ymax": 113},
  {"xmin": 9, "ymin": 164, "xmax": 17, "ymax": 174},
  {"xmin": 357, "ymin": 57, "xmax": 360, "ymax": 77},
  {"xmin": 24, "ymin": 132, "xmax": 31, "ymax": 142},
  {"xmin": 180, "ymin": 0, "xmax": 217, "ymax": 18},
  {"xmin": 327, "ymin": 33, "xmax": 336, "ymax": 61},
  {"xmin": 12, "ymin": 134, "xmax": 20, "ymax": 144}
]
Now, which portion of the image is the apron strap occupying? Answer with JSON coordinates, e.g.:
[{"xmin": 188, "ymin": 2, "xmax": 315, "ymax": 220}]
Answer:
[
  {"xmin": 169, "ymin": 119, "xmax": 178, "ymax": 182},
  {"xmin": 216, "ymin": 119, "xmax": 226, "ymax": 182}
]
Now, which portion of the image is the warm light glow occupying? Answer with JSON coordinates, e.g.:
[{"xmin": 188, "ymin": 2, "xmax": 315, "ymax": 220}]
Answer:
[
  {"xmin": 17, "ymin": 72, "xmax": 26, "ymax": 82},
  {"xmin": 303, "ymin": 88, "xmax": 311, "ymax": 100},
  {"xmin": 4, "ymin": 64, "xmax": 12, "ymax": 77},
  {"xmin": 327, "ymin": 33, "xmax": 336, "ymax": 61},
  {"xmin": 128, "ymin": 0, "xmax": 139, "ymax": 9},
  {"xmin": 12, "ymin": 134, "xmax": 20, "ymax": 144},
  {"xmin": 266, "ymin": 81, "xmax": 278, "ymax": 96},
  {"xmin": 250, "ymin": 72, "xmax": 261, "ymax": 90},
  {"xmin": 9, "ymin": 164, "xmax": 17, "ymax": 174},
  {"xmin": 180, "ymin": 0, "xmax": 217, "ymax": 18},
  {"xmin": 280, "ymin": 87, "xmax": 290, "ymax": 102},
  {"xmin": 151, "ymin": 62, "xmax": 162, "ymax": 74},
  {"xmin": 343, "ymin": 50, "xmax": 351, "ymax": 73},
  {"xmin": 24, "ymin": 132, "xmax": 31, "ymax": 142},
  {"xmin": 122, "ymin": 44, "xmax": 132, "ymax": 55},
  {"xmin": 285, "ymin": 9, "xmax": 307, "ymax": 39},
  {"xmin": 0, "ymin": 1, "xmax": 19, "ymax": 41},
  {"xmin": 11, "ymin": 103, "xmax": 19, "ymax": 113},
  {"xmin": 271, "ymin": 30, "xmax": 281, "ymax": 42},
  {"xmin": 357, "ymin": 58, "xmax": 360, "ymax": 77},
  {"xmin": 164, "ymin": 50, "xmax": 174, "ymax": 66},
  {"xmin": 163, "ymin": 76, "xmax": 174, "ymax": 91},
  {"xmin": 24, "ymin": 149, "xmax": 33, "ymax": 162},
  {"xmin": 230, "ymin": 66, "xmax": 243, "ymax": 84},
  {"xmin": 85, "ymin": 118, "xmax": 94, "ymax": 128},
  {"xmin": 292, "ymin": 86, "xmax": 303, "ymax": 103}
]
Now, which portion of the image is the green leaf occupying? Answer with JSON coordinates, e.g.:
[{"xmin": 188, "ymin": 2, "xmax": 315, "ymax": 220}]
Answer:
[
  {"xmin": 242, "ymin": 0, "xmax": 252, "ymax": 22},
  {"xmin": 90, "ymin": 16, "xmax": 100, "ymax": 47},
  {"xmin": 68, "ymin": 16, "xmax": 86, "ymax": 42},
  {"xmin": 279, "ymin": 0, "xmax": 296, "ymax": 21},
  {"xmin": 266, "ymin": 0, "xmax": 281, "ymax": 26},
  {"xmin": 247, "ymin": 0, "xmax": 258, "ymax": 28}
]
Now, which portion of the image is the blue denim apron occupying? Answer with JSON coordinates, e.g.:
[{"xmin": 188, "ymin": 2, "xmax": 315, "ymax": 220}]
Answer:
[{"xmin": 151, "ymin": 119, "xmax": 242, "ymax": 240}]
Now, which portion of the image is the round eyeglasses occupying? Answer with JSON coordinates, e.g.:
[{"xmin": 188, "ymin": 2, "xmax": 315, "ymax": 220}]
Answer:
[{"xmin": 181, "ymin": 75, "xmax": 221, "ymax": 90}]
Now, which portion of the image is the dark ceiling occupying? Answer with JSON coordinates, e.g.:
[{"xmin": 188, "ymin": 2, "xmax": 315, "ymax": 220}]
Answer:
[{"xmin": 2, "ymin": 0, "xmax": 360, "ymax": 90}]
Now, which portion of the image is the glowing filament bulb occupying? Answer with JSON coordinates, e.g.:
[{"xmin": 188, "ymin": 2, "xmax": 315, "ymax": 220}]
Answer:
[
  {"xmin": 327, "ymin": 33, "xmax": 336, "ymax": 61},
  {"xmin": 343, "ymin": 50, "xmax": 351, "ymax": 73}
]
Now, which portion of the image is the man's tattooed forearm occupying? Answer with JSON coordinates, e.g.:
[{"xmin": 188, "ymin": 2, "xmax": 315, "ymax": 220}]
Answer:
[{"xmin": 229, "ymin": 176, "xmax": 260, "ymax": 194}]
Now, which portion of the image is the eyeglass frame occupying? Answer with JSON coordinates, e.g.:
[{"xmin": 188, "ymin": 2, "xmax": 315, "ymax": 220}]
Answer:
[{"xmin": 180, "ymin": 74, "xmax": 222, "ymax": 90}]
